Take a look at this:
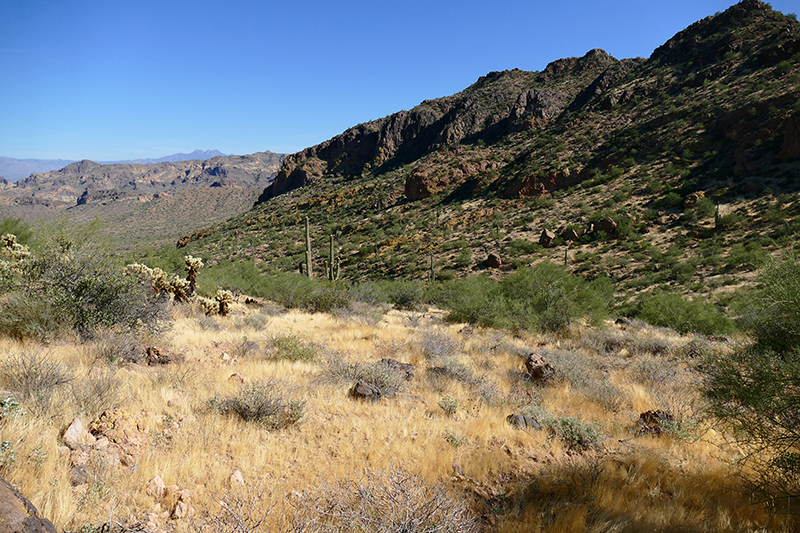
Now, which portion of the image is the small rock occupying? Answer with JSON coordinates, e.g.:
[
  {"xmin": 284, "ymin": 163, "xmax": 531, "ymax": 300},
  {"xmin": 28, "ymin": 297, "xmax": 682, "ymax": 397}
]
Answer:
[
  {"xmin": 172, "ymin": 500, "xmax": 190, "ymax": 519},
  {"xmin": 229, "ymin": 470, "xmax": 245, "ymax": 488},
  {"xmin": 539, "ymin": 228, "xmax": 556, "ymax": 248},
  {"xmin": 222, "ymin": 352, "xmax": 230, "ymax": 361},
  {"xmin": 506, "ymin": 413, "xmax": 542, "ymax": 431},
  {"xmin": 93, "ymin": 436, "xmax": 110, "ymax": 449},
  {"xmin": 70, "ymin": 465, "xmax": 92, "ymax": 487},
  {"xmin": 63, "ymin": 417, "xmax": 90, "ymax": 449},
  {"xmin": 487, "ymin": 253, "xmax": 502, "ymax": 268},
  {"xmin": 70, "ymin": 449, "xmax": 90, "ymax": 467},
  {"xmin": 229, "ymin": 372, "xmax": 249, "ymax": 384},
  {"xmin": 147, "ymin": 475, "xmax": 166, "ymax": 499},
  {"xmin": 176, "ymin": 489, "xmax": 193, "ymax": 504}
]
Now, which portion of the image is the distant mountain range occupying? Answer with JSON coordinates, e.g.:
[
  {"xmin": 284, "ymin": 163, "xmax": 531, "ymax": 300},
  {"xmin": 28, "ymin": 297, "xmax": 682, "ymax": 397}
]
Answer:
[{"xmin": 0, "ymin": 149, "xmax": 227, "ymax": 182}]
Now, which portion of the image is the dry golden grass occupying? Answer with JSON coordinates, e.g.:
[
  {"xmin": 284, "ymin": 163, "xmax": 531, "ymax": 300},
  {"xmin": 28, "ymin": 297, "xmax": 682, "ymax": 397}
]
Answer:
[{"xmin": 0, "ymin": 301, "xmax": 796, "ymax": 532}]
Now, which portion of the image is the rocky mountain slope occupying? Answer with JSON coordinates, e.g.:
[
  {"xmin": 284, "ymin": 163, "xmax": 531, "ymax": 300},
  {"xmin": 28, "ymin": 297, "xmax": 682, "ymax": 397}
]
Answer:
[{"xmin": 175, "ymin": 0, "xmax": 798, "ymax": 304}]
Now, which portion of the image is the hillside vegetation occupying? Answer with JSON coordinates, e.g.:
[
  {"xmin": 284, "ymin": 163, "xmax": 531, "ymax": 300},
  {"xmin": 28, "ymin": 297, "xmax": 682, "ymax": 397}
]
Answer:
[{"xmin": 170, "ymin": 0, "xmax": 799, "ymax": 312}]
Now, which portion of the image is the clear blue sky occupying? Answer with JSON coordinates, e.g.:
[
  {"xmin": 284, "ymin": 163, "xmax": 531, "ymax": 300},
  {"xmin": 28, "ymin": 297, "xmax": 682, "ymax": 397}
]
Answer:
[{"xmin": 1, "ymin": 0, "xmax": 797, "ymax": 161}]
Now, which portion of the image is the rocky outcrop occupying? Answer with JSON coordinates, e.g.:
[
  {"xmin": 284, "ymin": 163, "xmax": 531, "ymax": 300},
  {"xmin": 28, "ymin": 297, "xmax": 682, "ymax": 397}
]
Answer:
[
  {"xmin": 525, "ymin": 352, "xmax": 556, "ymax": 382},
  {"xmin": 0, "ymin": 476, "xmax": 57, "ymax": 533}
]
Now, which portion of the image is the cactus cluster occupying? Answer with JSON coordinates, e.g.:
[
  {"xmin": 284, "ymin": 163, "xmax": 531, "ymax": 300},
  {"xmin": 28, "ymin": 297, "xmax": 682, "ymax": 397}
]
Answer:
[
  {"xmin": 0, "ymin": 234, "xmax": 30, "ymax": 284},
  {"xmin": 300, "ymin": 217, "xmax": 343, "ymax": 281},
  {"xmin": 195, "ymin": 289, "xmax": 234, "ymax": 316}
]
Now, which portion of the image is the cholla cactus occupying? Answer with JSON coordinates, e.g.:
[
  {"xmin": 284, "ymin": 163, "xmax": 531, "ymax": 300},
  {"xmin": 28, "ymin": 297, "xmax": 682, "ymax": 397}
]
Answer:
[
  {"xmin": 125, "ymin": 264, "xmax": 171, "ymax": 296},
  {"xmin": 215, "ymin": 289, "xmax": 235, "ymax": 316},
  {"xmin": 1, "ymin": 234, "xmax": 30, "ymax": 262},
  {"xmin": 184, "ymin": 255, "xmax": 203, "ymax": 295},
  {"xmin": 169, "ymin": 275, "xmax": 192, "ymax": 302},
  {"xmin": 194, "ymin": 295, "xmax": 218, "ymax": 315}
]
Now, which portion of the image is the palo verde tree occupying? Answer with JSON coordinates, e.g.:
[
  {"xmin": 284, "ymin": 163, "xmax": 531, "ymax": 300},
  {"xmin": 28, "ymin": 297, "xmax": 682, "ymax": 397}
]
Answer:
[{"xmin": 703, "ymin": 250, "xmax": 800, "ymax": 507}]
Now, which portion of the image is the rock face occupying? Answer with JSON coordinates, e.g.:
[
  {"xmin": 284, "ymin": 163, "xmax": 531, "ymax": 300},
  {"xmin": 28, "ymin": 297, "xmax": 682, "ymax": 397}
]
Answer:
[
  {"xmin": 0, "ymin": 476, "xmax": 57, "ymax": 533},
  {"xmin": 258, "ymin": 49, "xmax": 617, "ymax": 205}
]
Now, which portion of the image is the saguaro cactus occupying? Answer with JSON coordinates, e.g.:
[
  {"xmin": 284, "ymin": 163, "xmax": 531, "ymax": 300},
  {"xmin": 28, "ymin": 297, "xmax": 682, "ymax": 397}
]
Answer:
[
  {"xmin": 325, "ymin": 234, "xmax": 341, "ymax": 282},
  {"xmin": 304, "ymin": 216, "xmax": 313, "ymax": 279}
]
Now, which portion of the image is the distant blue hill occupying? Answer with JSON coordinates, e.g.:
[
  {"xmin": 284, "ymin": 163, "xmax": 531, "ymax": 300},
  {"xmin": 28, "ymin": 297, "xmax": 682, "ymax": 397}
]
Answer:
[{"xmin": 0, "ymin": 150, "xmax": 228, "ymax": 181}]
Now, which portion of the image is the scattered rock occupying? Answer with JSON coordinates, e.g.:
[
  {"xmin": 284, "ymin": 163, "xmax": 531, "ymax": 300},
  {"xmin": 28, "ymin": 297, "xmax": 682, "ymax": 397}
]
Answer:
[
  {"xmin": 229, "ymin": 372, "xmax": 249, "ymax": 384},
  {"xmin": 506, "ymin": 414, "xmax": 542, "ymax": 431},
  {"xmin": 0, "ymin": 475, "xmax": 58, "ymax": 533},
  {"xmin": 486, "ymin": 253, "xmax": 502, "ymax": 268},
  {"xmin": 638, "ymin": 410, "xmax": 674, "ymax": 436},
  {"xmin": 69, "ymin": 465, "xmax": 92, "ymax": 487},
  {"xmin": 89, "ymin": 409, "xmax": 149, "ymax": 466},
  {"xmin": 561, "ymin": 227, "xmax": 584, "ymax": 242},
  {"xmin": 349, "ymin": 381, "xmax": 382, "ymax": 401},
  {"xmin": 145, "ymin": 346, "xmax": 185, "ymax": 366},
  {"xmin": 148, "ymin": 475, "xmax": 166, "ymax": 500},
  {"xmin": 615, "ymin": 317, "xmax": 633, "ymax": 327},
  {"xmin": 380, "ymin": 358, "xmax": 415, "ymax": 380},
  {"xmin": 63, "ymin": 418, "xmax": 95, "ymax": 449},
  {"xmin": 524, "ymin": 352, "xmax": 556, "ymax": 382},
  {"xmin": 172, "ymin": 500, "xmax": 190, "ymax": 520},
  {"xmin": 539, "ymin": 228, "xmax": 556, "ymax": 248},
  {"xmin": 229, "ymin": 470, "xmax": 245, "ymax": 488}
]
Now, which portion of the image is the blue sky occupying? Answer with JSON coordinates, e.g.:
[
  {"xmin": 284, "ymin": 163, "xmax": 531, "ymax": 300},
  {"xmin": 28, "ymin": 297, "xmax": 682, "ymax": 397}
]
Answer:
[{"xmin": 1, "ymin": 0, "xmax": 797, "ymax": 161}]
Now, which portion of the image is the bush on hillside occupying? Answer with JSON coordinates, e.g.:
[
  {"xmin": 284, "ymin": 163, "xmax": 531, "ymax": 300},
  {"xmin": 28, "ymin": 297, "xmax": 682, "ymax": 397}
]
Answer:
[
  {"xmin": 629, "ymin": 292, "xmax": 735, "ymax": 336},
  {"xmin": 703, "ymin": 252, "xmax": 800, "ymax": 503},
  {"xmin": 0, "ymin": 227, "xmax": 169, "ymax": 340},
  {"xmin": 439, "ymin": 263, "xmax": 612, "ymax": 333}
]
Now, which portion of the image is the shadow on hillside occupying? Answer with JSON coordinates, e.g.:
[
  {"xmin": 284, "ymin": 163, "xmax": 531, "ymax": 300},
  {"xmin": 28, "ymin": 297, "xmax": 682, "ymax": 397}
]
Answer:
[{"xmin": 474, "ymin": 450, "xmax": 798, "ymax": 533}]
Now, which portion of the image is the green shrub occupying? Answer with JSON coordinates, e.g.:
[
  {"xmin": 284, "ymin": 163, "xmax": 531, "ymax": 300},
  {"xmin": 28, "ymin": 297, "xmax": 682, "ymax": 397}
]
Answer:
[
  {"xmin": 544, "ymin": 415, "xmax": 603, "ymax": 451},
  {"xmin": 207, "ymin": 379, "xmax": 304, "ymax": 430},
  {"xmin": 1, "ymin": 227, "xmax": 169, "ymax": 339},
  {"xmin": 270, "ymin": 334, "xmax": 317, "ymax": 362},
  {"xmin": 632, "ymin": 292, "xmax": 735, "ymax": 335},
  {"xmin": 439, "ymin": 264, "xmax": 611, "ymax": 333},
  {"xmin": 438, "ymin": 395, "xmax": 458, "ymax": 417}
]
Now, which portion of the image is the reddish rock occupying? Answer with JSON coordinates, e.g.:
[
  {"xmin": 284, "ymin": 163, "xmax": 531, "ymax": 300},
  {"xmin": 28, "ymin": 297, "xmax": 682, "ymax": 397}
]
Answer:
[
  {"xmin": 89, "ymin": 409, "xmax": 149, "ymax": 466},
  {"xmin": 539, "ymin": 229, "xmax": 556, "ymax": 248},
  {"xmin": 0, "ymin": 476, "xmax": 57, "ymax": 533},
  {"xmin": 592, "ymin": 217, "xmax": 617, "ymax": 235},
  {"xmin": 524, "ymin": 352, "xmax": 556, "ymax": 382},
  {"xmin": 487, "ymin": 253, "xmax": 502, "ymax": 268}
]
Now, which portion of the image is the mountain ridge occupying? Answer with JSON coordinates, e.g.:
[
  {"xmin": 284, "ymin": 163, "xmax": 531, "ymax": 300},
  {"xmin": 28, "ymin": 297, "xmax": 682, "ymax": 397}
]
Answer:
[{"xmin": 0, "ymin": 149, "xmax": 228, "ymax": 182}]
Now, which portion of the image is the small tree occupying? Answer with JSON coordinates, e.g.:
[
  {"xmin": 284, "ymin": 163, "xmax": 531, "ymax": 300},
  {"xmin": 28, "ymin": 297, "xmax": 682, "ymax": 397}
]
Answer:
[{"xmin": 703, "ymin": 251, "xmax": 800, "ymax": 506}]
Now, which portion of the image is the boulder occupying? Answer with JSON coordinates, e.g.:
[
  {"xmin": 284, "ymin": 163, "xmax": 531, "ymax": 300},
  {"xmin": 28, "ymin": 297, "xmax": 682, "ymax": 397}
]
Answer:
[
  {"xmin": 0, "ymin": 476, "xmax": 57, "ymax": 533},
  {"xmin": 539, "ymin": 228, "xmax": 556, "ymax": 248},
  {"xmin": 561, "ymin": 227, "xmax": 584, "ymax": 242},
  {"xmin": 638, "ymin": 410, "xmax": 674, "ymax": 436},
  {"xmin": 62, "ymin": 417, "xmax": 95, "ymax": 449},
  {"xmin": 524, "ymin": 352, "xmax": 556, "ymax": 382},
  {"xmin": 486, "ymin": 253, "xmax": 502, "ymax": 268},
  {"xmin": 349, "ymin": 381, "xmax": 382, "ymax": 401},
  {"xmin": 147, "ymin": 475, "xmax": 166, "ymax": 499},
  {"xmin": 506, "ymin": 414, "xmax": 542, "ymax": 430},
  {"xmin": 592, "ymin": 217, "xmax": 617, "ymax": 235}
]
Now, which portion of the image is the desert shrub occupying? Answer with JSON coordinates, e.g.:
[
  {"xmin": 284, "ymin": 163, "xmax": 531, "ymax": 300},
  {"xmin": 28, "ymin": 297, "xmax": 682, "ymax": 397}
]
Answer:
[
  {"xmin": 207, "ymin": 379, "xmax": 304, "ymax": 430},
  {"xmin": 631, "ymin": 292, "xmax": 735, "ymax": 335},
  {"xmin": 0, "ymin": 350, "xmax": 74, "ymax": 418},
  {"xmin": 83, "ymin": 330, "xmax": 142, "ymax": 365},
  {"xmin": 382, "ymin": 279, "xmax": 428, "ymax": 311},
  {"xmin": 287, "ymin": 466, "xmax": 479, "ymax": 532},
  {"xmin": 419, "ymin": 329, "xmax": 460, "ymax": 363},
  {"xmin": 269, "ymin": 334, "xmax": 317, "ymax": 362},
  {"xmin": 440, "ymin": 263, "xmax": 612, "ymax": 333},
  {"xmin": 0, "ymin": 227, "xmax": 169, "ymax": 339},
  {"xmin": 438, "ymin": 395, "xmax": 459, "ymax": 417},
  {"xmin": 703, "ymin": 253, "xmax": 800, "ymax": 502},
  {"xmin": 544, "ymin": 416, "xmax": 603, "ymax": 451},
  {"xmin": 304, "ymin": 286, "xmax": 350, "ymax": 313},
  {"xmin": 630, "ymin": 358, "xmax": 679, "ymax": 386},
  {"xmin": 70, "ymin": 370, "xmax": 127, "ymax": 420},
  {"xmin": 355, "ymin": 360, "xmax": 407, "ymax": 397}
]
